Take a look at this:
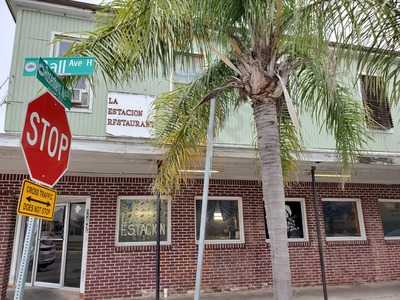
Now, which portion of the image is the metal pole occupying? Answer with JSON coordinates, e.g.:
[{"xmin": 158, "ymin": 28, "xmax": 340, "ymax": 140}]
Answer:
[
  {"xmin": 156, "ymin": 190, "xmax": 161, "ymax": 300},
  {"xmin": 155, "ymin": 160, "xmax": 162, "ymax": 300},
  {"xmin": 14, "ymin": 217, "xmax": 37, "ymax": 300},
  {"xmin": 311, "ymin": 166, "xmax": 328, "ymax": 300},
  {"xmin": 194, "ymin": 98, "xmax": 216, "ymax": 300}
]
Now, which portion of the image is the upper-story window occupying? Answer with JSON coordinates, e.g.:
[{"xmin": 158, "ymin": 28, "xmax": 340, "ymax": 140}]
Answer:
[
  {"xmin": 53, "ymin": 35, "xmax": 91, "ymax": 111},
  {"xmin": 171, "ymin": 54, "xmax": 206, "ymax": 88},
  {"xmin": 360, "ymin": 75, "xmax": 393, "ymax": 130}
]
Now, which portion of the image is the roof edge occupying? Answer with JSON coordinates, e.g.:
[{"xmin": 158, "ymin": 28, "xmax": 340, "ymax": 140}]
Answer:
[
  {"xmin": 5, "ymin": 0, "xmax": 16, "ymax": 22},
  {"xmin": 35, "ymin": 0, "xmax": 99, "ymax": 12}
]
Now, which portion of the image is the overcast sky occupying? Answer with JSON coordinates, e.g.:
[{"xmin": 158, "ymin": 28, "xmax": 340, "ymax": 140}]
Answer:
[{"xmin": 0, "ymin": 0, "xmax": 101, "ymax": 132}]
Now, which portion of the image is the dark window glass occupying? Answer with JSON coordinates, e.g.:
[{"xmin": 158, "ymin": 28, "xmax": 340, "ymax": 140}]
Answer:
[
  {"xmin": 360, "ymin": 75, "xmax": 393, "ymax": 130},
  {"xmin": 323, "ymin": 201, "xmax": 361, "ymax": 237},
  {"xmin": 196, "ymin": 199, "xmax": 241, "ymax": 241},
  {"xmin": 265, "ymin": 201, "xmax": 305, "ymax": 239},
  {"xmin": 379, "ymin": 202, "xmax": 400, "ymax": 237},
  {"xmin": 118, "ymin": 198, "xmax": 169, "ymax": 243},
  {"xmin": 64, "ymin": 203, "xmax": 86, "ymax": 287}
]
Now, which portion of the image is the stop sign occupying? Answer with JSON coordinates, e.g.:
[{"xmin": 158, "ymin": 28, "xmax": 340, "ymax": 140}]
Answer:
[{"xmin": 21, "ymin": 92, "xmax": 72, "ymax": 187}]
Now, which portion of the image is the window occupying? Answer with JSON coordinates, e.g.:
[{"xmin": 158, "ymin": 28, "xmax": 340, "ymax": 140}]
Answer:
[
  {"xmin": 378, "ymin": 200, "xmax": 400, "ymax": 239},
  {"xmin": 360, "ymin": 75, "xmax": 393, "ymax": 130},
  {"xmin": 322, "ymin": 198, "xmax": 366, "ymax": 241},
  {"xmin": 195, "ymin": 197, "xmax": 244, "ymax": 244},
  {"xmin": 53, "ymin": 34, "xmax": 91, "ymax": 110},
  {"xmin": 116, "ymin": 196, "xmax": 171, "ymax": 246},
  {"xmin": 265, "ymin": 198, "xmax": 308, "ymax": 242},
  {"xmin": 171, "ymin": 54, "xmax": 206, "ymax": 87}
]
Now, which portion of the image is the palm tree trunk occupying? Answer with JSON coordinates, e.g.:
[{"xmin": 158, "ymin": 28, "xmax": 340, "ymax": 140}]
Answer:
[{"xmin": 253, "ymin": 97, "xmax": 292, "ymax": 300}]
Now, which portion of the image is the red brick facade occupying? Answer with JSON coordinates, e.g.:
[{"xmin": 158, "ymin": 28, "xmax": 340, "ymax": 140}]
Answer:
[{"xmin": 1, "ymin": 174, "xmax": 400, "ymax": 300}]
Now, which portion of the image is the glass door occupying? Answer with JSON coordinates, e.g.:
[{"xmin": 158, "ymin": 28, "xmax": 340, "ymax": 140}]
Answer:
[
  {"xmin": 18, "ymin": 201, "xmax": 87, "ymax": 290},
  {"xmin": 34, "ymin": 205, "xmax": 66, "ymax": 287},
  {"xmin": 64, "ymin": 203, "xmax": 86, "ymax": 287}
]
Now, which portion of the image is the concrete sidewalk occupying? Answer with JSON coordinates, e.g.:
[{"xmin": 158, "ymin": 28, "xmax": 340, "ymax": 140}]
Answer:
[
  {"xmin": 7, "ymin": 281, "xmax": 400, "ymax": 299},
  {"xmin": 161, "ymin": 281, "xmax": 400, "ymax": 300}
]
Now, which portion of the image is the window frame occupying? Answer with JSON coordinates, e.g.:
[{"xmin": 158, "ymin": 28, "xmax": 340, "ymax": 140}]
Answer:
[
  {"xmin": 358, "ymin": 74, "xmax": 394, "ymax": 133},
  {"xmin": 265, "ymin": 198, "xmax": 309, "ymax": 243},
  {"xmin": 115, "ymin": 195, "xmax": 172, "ymax": 247},
  {"xmin": 322, "ymin": 198, "xmax": 367, "ymax": 241},
  {"xmin": 378, "ymin": 199, "xmax": 400, "ymax": 240},
  {"xmin": 169, "ymin": 53, "xmax": 207, "ymax": 90},
  {"xmin": 50, "ymin": 32, "xmax": 93, "ymax": 113},
  {"xmin": 194, "ymin": 196, "xmax": 245, "ymax": 245}
]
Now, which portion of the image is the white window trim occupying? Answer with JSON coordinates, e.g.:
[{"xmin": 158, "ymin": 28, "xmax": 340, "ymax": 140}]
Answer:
[
  {"xmin": 358, "ymin": 74, "xmax": 394, "ymax": 134},
  {"xmin": 115, "ymin": 196, "xmax": 172, "ymax": 246},
  {"xmin": 194, "ymin": 196, "xmax": 245, "ymax": 245},
  {"xmin": 322, "ymin": 198, "xmax": 367, "ymax": 241},
  {"xmin": 265, "ymin": 198, "xmax": 309, "ymax": 243},
  {"xmin": 50, "ymin": 31, "xmax": 93, "ymax": 113},
  {"xmin": 378, "ymin": 199, "xmax": 400, "ymax": 240}
]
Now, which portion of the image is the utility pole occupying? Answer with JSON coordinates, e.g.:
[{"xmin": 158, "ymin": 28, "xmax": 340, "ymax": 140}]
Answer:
[
  {"xmin": 311, "ymin": 166, "xmax": 328, "ymax": 300},
  {"xmin": 194, "ymin": 98, "xmax": 216, "ymax": 300}
]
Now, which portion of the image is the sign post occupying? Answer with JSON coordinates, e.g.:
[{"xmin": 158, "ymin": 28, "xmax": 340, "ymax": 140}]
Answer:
[
  {"xmin": 15, "ymin": 58, "xmax": 74, "ymax": 299},
  {"xmin": 13, "ymin": 218, "xmax": 37, "ymax": 300}
]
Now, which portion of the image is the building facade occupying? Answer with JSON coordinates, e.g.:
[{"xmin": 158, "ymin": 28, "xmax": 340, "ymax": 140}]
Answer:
[{"xmin": 1, "ymin": 1, "xmax": 400, "ymax": 299}]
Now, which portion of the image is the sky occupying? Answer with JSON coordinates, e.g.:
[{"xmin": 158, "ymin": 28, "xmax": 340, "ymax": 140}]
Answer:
[
  {"xmin": 0, "ymin": 0, "xmax": 15, "ymax": 132},
  {"xmin": 0, "ymin": 0, "xmax": 101, "ymax": 132}
]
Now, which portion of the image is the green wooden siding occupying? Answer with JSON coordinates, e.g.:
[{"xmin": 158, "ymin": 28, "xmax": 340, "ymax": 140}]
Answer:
[{"xmin": 5, "ymin": 7, "xmax": 400, "ymax": 153}]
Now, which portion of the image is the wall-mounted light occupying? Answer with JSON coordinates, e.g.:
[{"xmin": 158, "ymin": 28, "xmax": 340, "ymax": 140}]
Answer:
[
  {"xmin": 213, "ymin": 202, "xmax": 223, "ymax": 221},
  {"xmin": 179, "ymin": 169, "xmax": 220, "ymax": 174},
  {"xmin": 314, "ymin": 173, "xmax": 351, "ymax": 179}
]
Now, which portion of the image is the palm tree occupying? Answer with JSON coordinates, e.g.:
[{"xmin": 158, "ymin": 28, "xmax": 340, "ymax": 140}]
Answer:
[{"xmin": 69, "ymin": 1, "xmax": 400, "ymax": 299}]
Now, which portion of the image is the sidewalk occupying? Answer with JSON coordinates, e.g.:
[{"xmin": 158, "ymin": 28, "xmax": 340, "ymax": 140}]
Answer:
[
  {"xmin": 164, "ymin": 281, "xmax": 400, "ymax": 300},
  {"xmin": 7, "ymin": 281, "xmax": 400, "ymax": 300}
]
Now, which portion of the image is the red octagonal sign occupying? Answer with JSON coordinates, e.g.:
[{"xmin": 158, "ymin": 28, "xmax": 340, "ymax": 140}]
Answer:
[{"xmin": 21, "ymin": 92, "xmax": 72, "ymax": 187}]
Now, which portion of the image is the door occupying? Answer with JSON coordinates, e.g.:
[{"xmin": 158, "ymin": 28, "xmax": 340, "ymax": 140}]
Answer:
[
  {"xmin": 20, "ymin": 201, "xmax": 87, "ymax": 289},
  {"xmin": 35, "ymin": 205, "xmax": 66, "ymax": 286}
]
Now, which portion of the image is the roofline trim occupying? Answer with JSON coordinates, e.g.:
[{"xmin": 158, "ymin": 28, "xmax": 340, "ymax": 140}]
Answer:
[
  {"xmin": 10, "ymin": 0, "xmax": 98, "ymax": 20},
  {"xmin": 5, "ymin": 0, "xmax": 16, "ymax": 22}
]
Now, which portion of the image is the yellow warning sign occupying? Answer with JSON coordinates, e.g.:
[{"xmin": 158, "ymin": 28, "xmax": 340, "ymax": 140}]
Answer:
[{"xmin": 17, "ymin": 179, "xmax": 57, "ymax": 221}]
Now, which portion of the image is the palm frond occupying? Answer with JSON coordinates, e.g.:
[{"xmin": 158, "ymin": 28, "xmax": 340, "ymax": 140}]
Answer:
[
  {"xmin": 151, "ymin": 61, "xmax": 239, "ymax": 194},
  {"xmin": 278, "ymin": 106, "xmax": 302, "ymax": 180},
  {"xmin": 286, "ymin": 0, "xmax": 400, "ymax": 103},
  {"xmin": 291, "ymin": 59, "xmax": 370, "ymax": 169},
  {"xmin": 66, "ymin": 0, "xmax": 198, "ymax": 85}
]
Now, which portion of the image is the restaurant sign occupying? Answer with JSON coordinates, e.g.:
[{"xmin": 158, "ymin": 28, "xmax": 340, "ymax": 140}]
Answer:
[{"xmin": 106, "ymin": 92, "xmax": 155, "ymax": 138}]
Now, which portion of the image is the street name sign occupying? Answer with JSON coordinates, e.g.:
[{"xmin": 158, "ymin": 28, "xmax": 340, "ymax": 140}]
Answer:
[
  {"xmin": 23, "ymin": 56, "xmax": 95, "ymax": 77},
  {"xmin": 21, "ymin": 92, "xmax": 72, "ymax": 187},
  {"xmin": 36, "ymin": 58, "xmax": 72, "ymax": 109},
  {"xmin": 17, "ymin": 179, "xmax": 57, "ymax": 221}
]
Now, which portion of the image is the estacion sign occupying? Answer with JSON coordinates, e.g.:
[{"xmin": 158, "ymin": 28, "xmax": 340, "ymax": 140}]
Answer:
[{"xmin": 106, "ymin": 92, "xmax": 155, "ymax": 138}]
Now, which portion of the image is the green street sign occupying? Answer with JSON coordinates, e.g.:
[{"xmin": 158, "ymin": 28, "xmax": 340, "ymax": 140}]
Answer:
[
  {"xmin": 23, "ymin": 56, "xmax": 95, "ymax": 77},
  {"xmin": 36, "ymin": 58, "xmax": 72, "ymax": 109}
]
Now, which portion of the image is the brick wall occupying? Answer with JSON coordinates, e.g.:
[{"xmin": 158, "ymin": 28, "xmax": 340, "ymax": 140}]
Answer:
[{"xmin": 1, "ymin": 174, "xmax": 400, "ymax": 300}]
